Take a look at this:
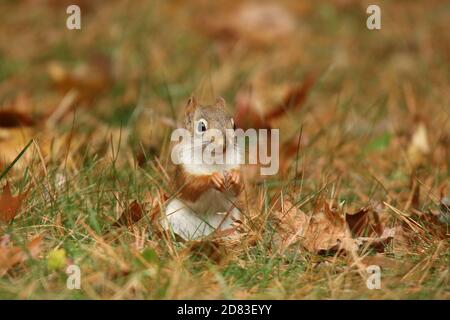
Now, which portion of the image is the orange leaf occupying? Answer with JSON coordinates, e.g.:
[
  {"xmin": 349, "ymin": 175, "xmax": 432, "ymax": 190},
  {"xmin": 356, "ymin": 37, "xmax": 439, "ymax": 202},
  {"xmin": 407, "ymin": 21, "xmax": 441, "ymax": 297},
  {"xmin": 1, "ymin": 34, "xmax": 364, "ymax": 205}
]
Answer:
[
  {"xmin": 0, "ymin": 110, "xmax": 34, "ymax": 128},
  {"xmin": 0, "ymin": 183, "xmax": 28, "ymax": 223}
]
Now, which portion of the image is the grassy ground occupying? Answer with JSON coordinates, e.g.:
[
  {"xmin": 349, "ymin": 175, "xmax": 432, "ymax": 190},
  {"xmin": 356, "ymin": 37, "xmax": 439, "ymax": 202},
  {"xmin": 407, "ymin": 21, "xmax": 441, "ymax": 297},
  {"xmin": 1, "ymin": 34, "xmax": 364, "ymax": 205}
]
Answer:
[{"xmin": 0, "ymin": 0, "xmax": 449, "ymax": 299}]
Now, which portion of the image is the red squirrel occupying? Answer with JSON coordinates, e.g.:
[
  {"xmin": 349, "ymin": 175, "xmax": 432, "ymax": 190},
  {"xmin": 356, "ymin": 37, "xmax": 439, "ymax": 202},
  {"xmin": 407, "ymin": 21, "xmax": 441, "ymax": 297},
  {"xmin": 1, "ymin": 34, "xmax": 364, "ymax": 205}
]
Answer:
[{"xmin": 162, "ymin": 96, "xmax": 243, "ymax": 240}]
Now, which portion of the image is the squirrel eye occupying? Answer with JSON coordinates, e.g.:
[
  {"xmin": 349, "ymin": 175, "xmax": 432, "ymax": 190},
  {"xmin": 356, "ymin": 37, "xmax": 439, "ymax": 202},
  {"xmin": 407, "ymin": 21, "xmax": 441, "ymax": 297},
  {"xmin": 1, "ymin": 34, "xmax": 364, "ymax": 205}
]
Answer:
[{"xmin": 196, "ymin": 119, "xmax": 207, "ymax": 134}]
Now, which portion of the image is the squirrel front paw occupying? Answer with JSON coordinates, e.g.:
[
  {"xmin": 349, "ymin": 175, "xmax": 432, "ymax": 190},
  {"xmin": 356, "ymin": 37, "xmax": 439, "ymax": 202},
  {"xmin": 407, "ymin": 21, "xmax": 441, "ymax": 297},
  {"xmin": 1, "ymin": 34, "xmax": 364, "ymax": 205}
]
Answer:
[
  {"xmin": 228, "ymin": 170, "xmax": 240, "ymax": 186},
  {"xmin": 224, "ymin": 170, "xmax": 242, "ymax": 195},
  {"xmin": 210, "ymin": 172, "xmax": 225, "ymax": 191}
]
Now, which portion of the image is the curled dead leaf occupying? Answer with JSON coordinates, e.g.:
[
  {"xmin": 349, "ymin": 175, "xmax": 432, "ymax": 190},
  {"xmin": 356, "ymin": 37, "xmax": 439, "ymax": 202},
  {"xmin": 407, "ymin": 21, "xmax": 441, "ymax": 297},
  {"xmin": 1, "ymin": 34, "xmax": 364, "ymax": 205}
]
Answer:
[
  {"xmin": 0, "ymin": 182, "xmax": 29, "ymax": 223},
  {"xmin": 345, "ymin": 204, "xmax": 384, "ymax": 237}
]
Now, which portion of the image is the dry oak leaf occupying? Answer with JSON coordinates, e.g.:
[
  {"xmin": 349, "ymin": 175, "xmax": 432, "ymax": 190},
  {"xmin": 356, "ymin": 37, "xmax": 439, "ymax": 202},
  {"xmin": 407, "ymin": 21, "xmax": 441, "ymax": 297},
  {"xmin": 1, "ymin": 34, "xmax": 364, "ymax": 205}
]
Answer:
[
  {"xmin": 345, "ymin": 204, "xmax": 384, "ymax": 238},
  {"xmin": 345, "ymin": 203, "xmax": 395, "ymax": 252},
  {"xmin": 272, "ymin": 200, "xmax": 354, "ymax": 254},
  {"xmin": 302, "ymin": 203, "xmax": 356, "ymax": 254},
  {"xmin": 0, "ymin": 183, "xmax": 29, "ymax": 223},
  {"xmin": 0, "ymin": 235, "xmax": 42, "ymax": 276},
  {"xmin": 273, "ymin": 199, "xmax": 394, "ymax": 254}
]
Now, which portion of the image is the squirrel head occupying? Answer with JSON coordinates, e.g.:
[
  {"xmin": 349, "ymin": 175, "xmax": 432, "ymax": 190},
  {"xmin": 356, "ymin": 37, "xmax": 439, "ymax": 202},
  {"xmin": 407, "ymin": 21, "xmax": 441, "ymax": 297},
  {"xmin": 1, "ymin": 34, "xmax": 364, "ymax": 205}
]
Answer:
[{"xmin": 183, "ymin": 96, "xmax": 236, "ymax": 153}]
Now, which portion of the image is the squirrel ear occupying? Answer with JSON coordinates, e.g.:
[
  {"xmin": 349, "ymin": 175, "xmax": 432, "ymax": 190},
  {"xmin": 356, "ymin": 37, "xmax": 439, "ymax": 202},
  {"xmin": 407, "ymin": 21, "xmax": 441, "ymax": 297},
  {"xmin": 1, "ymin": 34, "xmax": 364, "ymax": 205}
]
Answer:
[
  {"xmin": 185, "ymin": 96, "xmax": 197, "ymax": 113},
  {"xmin": 216, "ymin": 97, "xmax": 226, "ymax": 108}
]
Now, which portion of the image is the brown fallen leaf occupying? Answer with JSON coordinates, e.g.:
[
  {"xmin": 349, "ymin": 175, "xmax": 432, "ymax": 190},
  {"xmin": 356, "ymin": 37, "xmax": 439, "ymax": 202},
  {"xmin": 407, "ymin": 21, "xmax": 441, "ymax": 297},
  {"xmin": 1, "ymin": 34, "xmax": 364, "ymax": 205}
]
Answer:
[
  {"xmin": 234, "ymin": 74, "xmax": 316, "ymax": 131},
  {"xmin": 112, "ymin": 193, "xmax": 168, "ymax": 230},
  {"xmin": 113, "ymin": 200, "xmax": 145, "ymax": 228},
  {"xmin": 303, "ymin": 202, "xmax": 356, "ymax": 254},
  {"xmin": 346, "ymin": 204, "xmax": 384, "ymax": 238},
  {"xmin": 47, "ymin": 55, "xmax": 112, "ymax": 108},
  {"xmin": 265, "ymin": 73, "xmax": 316, "ymax": 121},
  {"xmin": 273, "ymin": 198, "xmax": 394, "ymax": 255},
  {"xmin": 0, "ymin": 183, "xmax": 29, "ymax": 223},
  {"xmin": 0, "ymin": 235, "xmax": 43, "ymax": 276},
  {"xmin": 272, "ymin": 199, "xmax": 352, "ymax": 254},
  {"xmin": 0, "ymin": 110, "xmax": 35, "ymax": 128},
  {"xmin": 233, "ymin": 76, "xmax": 315, "ymax": 177}
]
